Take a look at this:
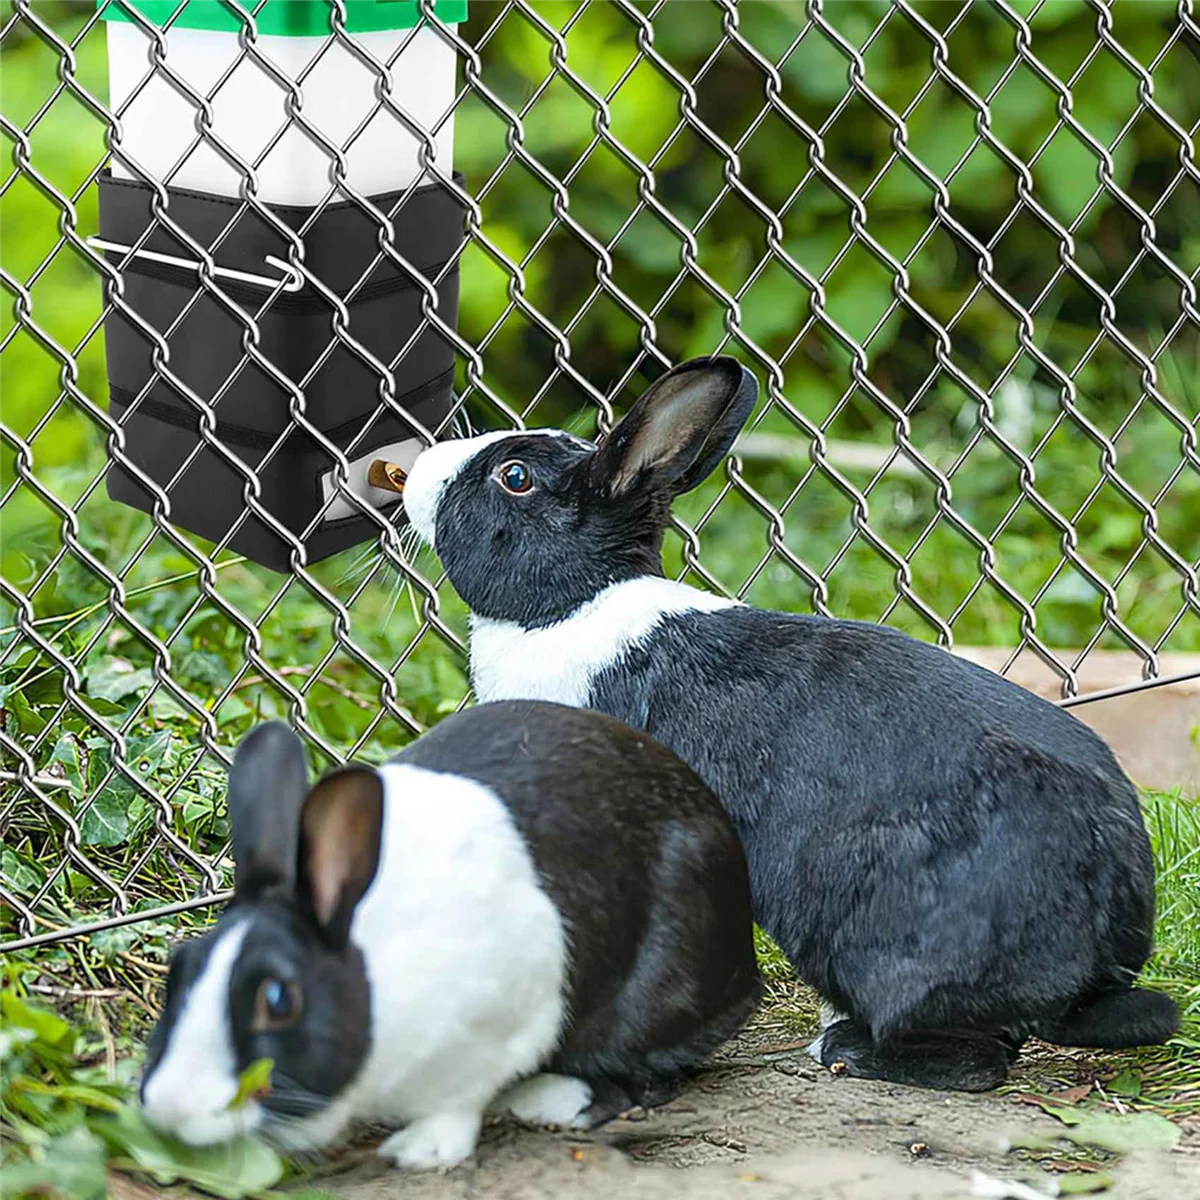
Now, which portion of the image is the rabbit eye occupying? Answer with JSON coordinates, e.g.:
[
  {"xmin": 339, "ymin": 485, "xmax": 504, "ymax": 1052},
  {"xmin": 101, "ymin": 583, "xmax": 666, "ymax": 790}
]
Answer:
[
  {"xmin": 497, "ymin": 461, "xmax": 532, "ymax": 494},
  {"xmin": 254, "ymin": 977, "xmax": 302, "ymax": 1031}
]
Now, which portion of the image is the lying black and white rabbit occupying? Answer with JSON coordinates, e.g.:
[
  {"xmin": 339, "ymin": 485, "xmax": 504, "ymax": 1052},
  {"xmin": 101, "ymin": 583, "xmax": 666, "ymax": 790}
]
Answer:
[
  {"xmin": 402, "ymin": 354, "xmax": 1178, "ymax": 1093},
  {"xmin": 140, "ymin": 702, "xmax": 760, "ymax": 1168}
]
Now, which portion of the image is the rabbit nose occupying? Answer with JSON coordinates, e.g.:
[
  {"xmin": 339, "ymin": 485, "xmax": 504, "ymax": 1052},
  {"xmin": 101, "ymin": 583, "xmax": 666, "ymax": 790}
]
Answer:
[{"xmin": 142, "ymin": 1086, "xmax": 190, "ymax": 1131}]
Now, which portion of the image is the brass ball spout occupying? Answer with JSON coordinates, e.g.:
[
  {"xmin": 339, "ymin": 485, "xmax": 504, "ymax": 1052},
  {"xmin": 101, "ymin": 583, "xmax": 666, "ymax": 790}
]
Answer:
[{"xmin": 368, "ymin": 460, "xmax": 407, "ymax": 494}]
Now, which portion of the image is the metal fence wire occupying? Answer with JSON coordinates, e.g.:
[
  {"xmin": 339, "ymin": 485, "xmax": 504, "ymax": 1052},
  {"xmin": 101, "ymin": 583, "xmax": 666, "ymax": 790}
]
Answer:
[{"xmin": 2, "ymin": 0, "xmax": 1199, "ymax": 951}]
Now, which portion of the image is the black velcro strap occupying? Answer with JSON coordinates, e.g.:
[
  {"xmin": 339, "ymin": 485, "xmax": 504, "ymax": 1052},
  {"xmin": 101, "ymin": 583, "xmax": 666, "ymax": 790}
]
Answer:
[{"xmin": 108, "ymin": 367, "xmax": 455, "ymax": 452}]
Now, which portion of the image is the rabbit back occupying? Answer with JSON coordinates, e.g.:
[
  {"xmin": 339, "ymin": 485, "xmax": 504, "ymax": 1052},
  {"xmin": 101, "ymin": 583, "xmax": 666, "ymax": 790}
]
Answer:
[
  {"xmin": 395, "ymin": 700, "xmax": 761, "ymax": 1084},
  {"xmin": 587, "ymin": 605, "xmax": 1156, "ymax": 1037}
]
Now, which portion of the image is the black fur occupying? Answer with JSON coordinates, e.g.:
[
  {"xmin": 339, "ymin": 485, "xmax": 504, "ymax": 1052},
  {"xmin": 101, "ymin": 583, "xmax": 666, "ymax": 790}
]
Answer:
[
  {"xmin": 816, "ymin": 1021, "xmax": 1018, "ymax": 1092},
  {"xmin": 423, "ymin": 354, "xmax": 1179, "ymax": 1092},
  {"xmin": 226, "ymin": 721, "xmax": 308, "ymax": 899},
  {"xmin": 592, "ymin": 610, "xmax": 1164, "ymax": 1046},
  {"xmin": 142, "ymin": 906, "xmax": 371, "ymax": 1124},
  {"xmin": 395, "ymin": 701, "xmax": 762, "ymax": 1109},
  {"xmin": 434, "ymin": 433, "xmax": 666, "ymax": 626},
  {"xmin": 230, "ymin": 904, "xmax": 372, "ymax": 1113},
  {"xmin": 144, "ymin": 704, "xmax": 760, "ymax": 1137}
]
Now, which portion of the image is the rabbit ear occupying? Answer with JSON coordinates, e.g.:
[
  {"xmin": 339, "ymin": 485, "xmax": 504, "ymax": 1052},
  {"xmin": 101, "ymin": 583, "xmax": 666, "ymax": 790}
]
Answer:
[
  {"xmin": 593, "ymin": 356, "xmax": 757, "ymax": 497},
  {"xmin": 299, "ymin": 767, "xmax": 384, "ymax": 947},
  {"xmin": 227, "ymin": 722, "xmax": 309, "ymax": 900}
]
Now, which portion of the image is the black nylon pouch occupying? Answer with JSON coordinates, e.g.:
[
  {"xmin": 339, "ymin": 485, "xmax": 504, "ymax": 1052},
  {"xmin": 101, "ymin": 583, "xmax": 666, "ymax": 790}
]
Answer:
[{"xmin": 97, "ymin": 171, "xmax": 465, "ymax": 572}]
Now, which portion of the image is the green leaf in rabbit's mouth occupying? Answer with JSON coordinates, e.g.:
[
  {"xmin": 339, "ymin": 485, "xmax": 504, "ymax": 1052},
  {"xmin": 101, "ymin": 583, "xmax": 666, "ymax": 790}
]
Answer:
[{"xmin": 228, "ymin": 1057, "xmax": 274, "ymax": 1111}]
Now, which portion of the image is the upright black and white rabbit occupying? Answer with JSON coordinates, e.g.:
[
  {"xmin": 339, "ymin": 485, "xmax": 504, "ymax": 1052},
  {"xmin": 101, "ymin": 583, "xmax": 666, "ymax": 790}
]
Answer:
[
  {"xmin": 140, "ymin": 702, "xmax": 760, "ymax": 1168},
  {"xmin": 402, "ymin": 354, "xmax": 1178, "ymax": 1093}
]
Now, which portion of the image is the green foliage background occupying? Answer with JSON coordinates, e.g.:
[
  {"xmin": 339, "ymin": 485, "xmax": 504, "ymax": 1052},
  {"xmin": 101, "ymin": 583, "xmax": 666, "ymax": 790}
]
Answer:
[{"xmin": 1, "ymin": 1, "xmax": 1198, "ymax": 930}]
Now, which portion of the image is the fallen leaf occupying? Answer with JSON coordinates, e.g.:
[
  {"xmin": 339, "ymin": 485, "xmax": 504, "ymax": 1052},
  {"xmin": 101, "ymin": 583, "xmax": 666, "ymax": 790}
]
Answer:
[
  {"xmin": 1103, "ymin": 1069, "xmax": 1141, "ymax": 1099},
  {"xmin": 1056, "ymin": 1172, "xmax": 1115, "ymax": 1195},
  {"xmin": 1057, "ymin": 1110, "xmax": 1180, "ymax": 1153},
  {"xmin": 1009, "ymin": 1108, "xmax": 1182, "ymax": 1156}
]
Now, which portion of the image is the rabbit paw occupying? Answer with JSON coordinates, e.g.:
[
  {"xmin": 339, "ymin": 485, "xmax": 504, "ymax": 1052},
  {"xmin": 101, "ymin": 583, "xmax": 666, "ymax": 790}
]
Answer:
[
  {"xmin": 808, "ymin": 1001, "xmax": 850, "ymax": 1061},
  {"xmin": 378, "ymin": 1112, "xmax": 481, "ymax": 1171},
  {"xmin": 498, "ymin": 1074, "xmax": 593, "ymax": 1129}
]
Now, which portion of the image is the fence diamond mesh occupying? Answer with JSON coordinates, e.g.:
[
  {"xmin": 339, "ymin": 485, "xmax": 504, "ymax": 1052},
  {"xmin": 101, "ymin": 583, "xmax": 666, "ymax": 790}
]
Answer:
[{"xmin": 2, "ymin": 0, "xmax": 1198, "ymax": 951}]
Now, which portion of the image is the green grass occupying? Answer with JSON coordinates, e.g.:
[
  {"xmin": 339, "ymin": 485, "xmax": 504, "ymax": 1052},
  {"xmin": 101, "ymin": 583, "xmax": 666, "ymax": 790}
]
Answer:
[{"xmin": 3, "ymin": 787, "xmax": 1196, "ymax": 1199}]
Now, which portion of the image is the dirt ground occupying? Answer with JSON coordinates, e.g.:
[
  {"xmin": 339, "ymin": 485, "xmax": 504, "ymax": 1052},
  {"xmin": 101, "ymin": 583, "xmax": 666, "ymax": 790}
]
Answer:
[{"xmin": 308, "ymin": 1019, "xmax": 1200, "ymax": 1200}]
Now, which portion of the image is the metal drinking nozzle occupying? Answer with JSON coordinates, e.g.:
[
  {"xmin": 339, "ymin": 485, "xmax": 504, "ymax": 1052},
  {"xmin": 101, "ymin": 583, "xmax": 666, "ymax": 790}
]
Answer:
[{"xmin": 367, "ymin": 460, "xmax": 407, "ymax": 494}]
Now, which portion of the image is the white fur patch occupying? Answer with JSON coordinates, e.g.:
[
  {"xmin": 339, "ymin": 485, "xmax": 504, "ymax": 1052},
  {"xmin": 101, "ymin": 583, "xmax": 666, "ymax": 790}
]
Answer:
[
  {"xmin": 141, "ymin": 920, "xmax": 262, "ymax": 1146},
  {"xmin": 496, "ymin": 1073, "xmax": 592, "ymax": 1129},
  {"xmin": 284, "ymin": 763, "xmax": 569, "ymax": 1161},
  {"xmin": 471, "ymin": 575, "xmax": 739, "ymax": 706},
  {"xmin": 807, "ymin": 1002, "xmax": 850, "ymax": 1063},
  {"xmin": 402, "ymin": 431, "xmax": 519, "ymax": 547},
  {"xmin": 378, "ymin": 1110, "xmax": 483, "ymax": 1171},
  {"xmin": 818, "ymin": 1001, "xmax": 848, "ymax": 1028}
]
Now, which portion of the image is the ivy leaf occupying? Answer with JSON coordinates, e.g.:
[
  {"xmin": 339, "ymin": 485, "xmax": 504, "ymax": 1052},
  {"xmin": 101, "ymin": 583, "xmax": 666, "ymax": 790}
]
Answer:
[
  {"xmin": 180, "ymin": 789, "xmax": 217, "ymax": 829},
  {"xmin": 1105, "ymin": 1068, "xmax": 1141, "ymax": 1098},
  {"xmin": 227, "ymin": 1057, "xmax": 274, "ymax": 1112},
  {"xmin": 83, "ymin": 659, "xmax": 154, "ymax": 704},
  {"xmin": 1, "ymin": 992, "xmax": 75, "ymax": 1050},
  {"xmin": 96, "ymin": 1107, "xmax": 284, "ymax": 1199},
  {"xmin": 80, "ymin": 790, "xmax": 131, "ymax": 848},
  {"xmin": 1057, "ymin": 1111, "xmax": 1181, "ymax": 1154},
  {"xmin": 1014, "ymin": 1105, "xmax": 1182, "ymax": 1155},
  {"xmin": 4, "ymin": 688, "xmax": 47, "ymax": 735},
  {"xmin": 2, "ymin": 848, "xmax": 45, "ymax": 894},
  {"xmin": 148, "ymin": 690, "xmax": 192, "ymax": 721}
]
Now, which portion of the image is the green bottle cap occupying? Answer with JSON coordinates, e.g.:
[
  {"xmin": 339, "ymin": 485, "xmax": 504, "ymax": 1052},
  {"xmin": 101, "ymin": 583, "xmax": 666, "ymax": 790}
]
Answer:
[{"xmin": 99, "ymin": 1, "xmax": 467, "ymax": 37}]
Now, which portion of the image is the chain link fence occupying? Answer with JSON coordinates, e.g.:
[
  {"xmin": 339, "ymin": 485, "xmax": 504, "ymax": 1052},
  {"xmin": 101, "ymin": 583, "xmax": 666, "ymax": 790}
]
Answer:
[{"xmin": 2, "ymin": 0, "xmax": 1198, "ymax": 952}]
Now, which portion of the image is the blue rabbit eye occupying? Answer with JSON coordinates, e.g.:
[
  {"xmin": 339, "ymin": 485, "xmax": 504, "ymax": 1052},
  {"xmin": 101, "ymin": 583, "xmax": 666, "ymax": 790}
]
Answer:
[
  {"xmin": 254, "ymin": 977, "xmax": 301, "ymax": 1030},
  {"xmin": 498, "ymin": 461, "xmax": 532, "ymax": 494},
  {"xmin": 265, "ymin": 980, "xmax": 290, "ymax": 1017}
]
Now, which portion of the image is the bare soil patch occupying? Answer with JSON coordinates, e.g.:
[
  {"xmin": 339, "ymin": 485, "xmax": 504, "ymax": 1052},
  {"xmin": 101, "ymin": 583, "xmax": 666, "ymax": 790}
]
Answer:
[{"xmin": 310, "ymin": 1013, "xmax": 1200, "ymax": 1200}]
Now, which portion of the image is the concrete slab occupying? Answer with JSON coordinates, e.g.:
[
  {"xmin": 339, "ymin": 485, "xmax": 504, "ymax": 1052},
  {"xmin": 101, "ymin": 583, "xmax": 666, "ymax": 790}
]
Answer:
[{"xmin": 955, "ymin": 648, "xmax": 1200, "ymax": 796}]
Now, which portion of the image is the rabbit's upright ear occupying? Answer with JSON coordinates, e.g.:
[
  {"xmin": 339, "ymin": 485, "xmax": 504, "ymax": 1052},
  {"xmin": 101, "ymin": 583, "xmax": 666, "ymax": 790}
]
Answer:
[
  {"xmin": 593, "ymin": 356, "xmax": 757, "ymax": 497},
  {"xmin": 298, "ymin": 767, "xmax": 384, "ymax": 947},
  {"xmin": 227, "ymin": 721, "xmax": 309, "ymax": 901}
]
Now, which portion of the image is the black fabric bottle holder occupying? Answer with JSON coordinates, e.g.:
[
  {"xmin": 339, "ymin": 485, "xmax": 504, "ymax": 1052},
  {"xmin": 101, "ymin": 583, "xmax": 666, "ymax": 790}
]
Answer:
[{"xmin": 97, "ymin": 171, "xmax": 465, "ymax": 572}]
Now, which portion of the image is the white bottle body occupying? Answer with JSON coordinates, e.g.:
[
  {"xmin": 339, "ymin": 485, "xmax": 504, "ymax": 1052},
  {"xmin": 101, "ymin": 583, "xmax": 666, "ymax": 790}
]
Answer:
[{"xmin": 106, "ymin": 22, "xmax": 457, "ymax": 205}]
